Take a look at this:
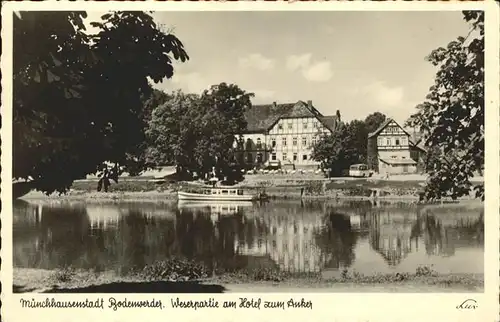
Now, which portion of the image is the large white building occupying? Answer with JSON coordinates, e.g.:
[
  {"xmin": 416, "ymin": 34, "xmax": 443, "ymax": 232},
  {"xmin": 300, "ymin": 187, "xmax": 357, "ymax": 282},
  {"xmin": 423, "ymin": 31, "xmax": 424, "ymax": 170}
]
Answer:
[{"xmin": 238, "ymin": 100, "xmax": 339, "ymax": 169}]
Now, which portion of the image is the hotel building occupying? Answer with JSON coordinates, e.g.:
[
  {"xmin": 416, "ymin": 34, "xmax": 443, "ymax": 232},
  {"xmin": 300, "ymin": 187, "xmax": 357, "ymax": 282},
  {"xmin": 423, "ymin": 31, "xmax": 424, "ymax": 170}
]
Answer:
[{"xmin": 238, "ymin": 100, "xmax": 340, "ymax": 169}]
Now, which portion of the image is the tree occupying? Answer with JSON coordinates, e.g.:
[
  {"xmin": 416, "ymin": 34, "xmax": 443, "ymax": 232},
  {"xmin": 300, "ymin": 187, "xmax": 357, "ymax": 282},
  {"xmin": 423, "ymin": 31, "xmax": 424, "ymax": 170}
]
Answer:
[
  {"xmin": 146, "ymin": 90, "xmax": 200, "ymax": 173},
  {"xmin": 13, "ymin": 11, "xmax": 189, "ymax": 194},
  {"xmin": 346, "ymin": 120, "xmax": 368, "ymax": 164},
  {"xmin": 364, "ymin": 112, "xmax": 387, "ymax": 170},
  {"xmin": 405, "ymin": 11, "xmax": 484, "ymax": 201},
  {"xmin": 146, "ymin": 83, "xmax": 254, "ymax": 181},
  {"xmin": 311, "ymin": 123, "xmax": 359, "ymax": 177},
  {"xmin": 364, "ymin": 112, "xmax": 387, "ymax": 134}
]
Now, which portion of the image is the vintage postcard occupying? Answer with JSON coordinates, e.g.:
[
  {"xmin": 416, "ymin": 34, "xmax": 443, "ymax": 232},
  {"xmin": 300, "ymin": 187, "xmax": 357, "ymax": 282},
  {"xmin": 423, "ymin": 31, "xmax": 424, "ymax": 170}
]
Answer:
[{"xmin": 1, "ymin": 1, "xmax": 499, "ymax": 321}]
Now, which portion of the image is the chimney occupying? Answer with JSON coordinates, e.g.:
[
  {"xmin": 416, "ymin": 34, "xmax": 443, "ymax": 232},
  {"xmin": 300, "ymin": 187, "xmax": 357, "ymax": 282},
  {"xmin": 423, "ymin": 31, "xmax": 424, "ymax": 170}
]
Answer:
[
  {"xmin": 272, "ymin": 101, "xmax": 277, "ymax": 108},
  {"xmin": 307, "ymin": 100, "xmax": 312, "ymax": 108}
]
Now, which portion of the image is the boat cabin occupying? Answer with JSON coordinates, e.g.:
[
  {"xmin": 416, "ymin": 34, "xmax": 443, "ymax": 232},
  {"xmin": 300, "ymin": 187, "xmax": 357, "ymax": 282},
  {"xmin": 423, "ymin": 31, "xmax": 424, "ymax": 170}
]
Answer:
[{"xmin": 185, "ymin": 186, "xmax": 246, "ymax": 196}]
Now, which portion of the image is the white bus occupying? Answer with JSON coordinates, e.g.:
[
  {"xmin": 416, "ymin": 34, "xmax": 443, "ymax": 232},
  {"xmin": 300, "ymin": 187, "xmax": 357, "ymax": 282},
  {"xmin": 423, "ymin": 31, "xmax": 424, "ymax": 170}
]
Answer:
[{"xmin": 349, "ymin": 164, "xmax": 372, "ymax": 178}]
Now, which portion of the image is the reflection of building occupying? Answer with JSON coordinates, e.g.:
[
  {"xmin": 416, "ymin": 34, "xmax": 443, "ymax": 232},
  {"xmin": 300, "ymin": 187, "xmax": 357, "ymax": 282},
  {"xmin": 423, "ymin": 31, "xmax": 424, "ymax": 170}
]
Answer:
[
  {"xmin": 236, "ymin": 213, "xmax": 326, "ymax": 273},
  {"xmin": 367, "ymin": 118, "xmax": 425, "ymax": 174},
  {"xmin": 369, "ymin": 212, "xmax": 417, "ymax": 266},
  {"xmin": 413, "ymin": 213, "xmax": 484, "ymax": 257},
  {"xmin": 238, "ymin": 100, "xmax": 339, "ymax": 169}
]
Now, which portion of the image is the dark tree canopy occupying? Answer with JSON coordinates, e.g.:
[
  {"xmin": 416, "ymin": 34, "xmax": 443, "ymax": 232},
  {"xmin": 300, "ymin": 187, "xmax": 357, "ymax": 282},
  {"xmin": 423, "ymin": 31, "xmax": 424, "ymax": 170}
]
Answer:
[
  {"xmin": 146, "ymin": 83, "xmax": 254, "ymax": 181},
  {"xmin": 311, "ymin": 122, "xmax": 360, "ymax": 177},
  {"xmin": 13, "ymin": 11, "xmax": 189, "ymax": 194},
  {"xmin": 364, "ymin": 112, "xmax": 387, "ymax": 134},
  {"xmin": 406, "ymin": 11, "xmax": 484, "ymax": 201},
  {"xmin": 311, "ymin": 112, "xmax": 387, "ymax": 176}
]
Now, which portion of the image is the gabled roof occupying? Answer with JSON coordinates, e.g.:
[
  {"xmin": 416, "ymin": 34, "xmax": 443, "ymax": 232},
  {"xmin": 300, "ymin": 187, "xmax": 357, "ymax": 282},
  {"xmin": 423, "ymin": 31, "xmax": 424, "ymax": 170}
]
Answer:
[
  {"xmin": 243, "ymin": 100, "xmax": 338, "ymax": 133},
  {"xmin": 368, "ymin": 118, "xmax": 397, "ymax": 138},
  {"xmin": 368, "ymin": 118, "xmax": 428, "ymax": 152},
  {"xmin": 244, "ymin": 102, "xmax": 296, "ymax": 133}
]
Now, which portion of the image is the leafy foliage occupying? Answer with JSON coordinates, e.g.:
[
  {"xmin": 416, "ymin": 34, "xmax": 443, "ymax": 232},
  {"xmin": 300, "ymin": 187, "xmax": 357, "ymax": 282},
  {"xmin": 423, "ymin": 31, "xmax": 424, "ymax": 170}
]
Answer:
[
  {"xmin": 146, "ymin": 83, "xmax": 254, "ymax": 181},
  {"xmin": 312, "ymin": 114, "xmax": 386, "ymax": 176},
  {"xmin": 406, "ymin": 11, "xmax": 484, "ymax": 201},
  {"xmin": 312, "ymin": 123, "xmax": 360, "ymax": 176},
  {"xmin": 364, "ymin": 112, "xmax": 387, "ymax": 134},
  {"xmin": 13, "ymin": 11, "xmax": 189, "ymax": 194}
]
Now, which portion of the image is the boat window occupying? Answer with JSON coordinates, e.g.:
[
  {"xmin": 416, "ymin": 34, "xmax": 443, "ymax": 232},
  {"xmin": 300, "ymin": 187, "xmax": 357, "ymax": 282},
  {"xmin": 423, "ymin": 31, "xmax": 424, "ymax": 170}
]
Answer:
[
  {"xmin": 237, "ymin": 190, "xmax": 244, "ymax": 195},
  {"xmin": 221, "ymin": 190, "xmax": 228, "ymax": 194},
  {"xmin": 204, "ymin": 190, "xmax": 211, "ymax": 194},
  {"xmin": 212, "ymin": 190, "xmax": 217, "ymax": 194},
  {"xmin": 230, "ymin": 190, "xmax": 236, "ymax": 195}
]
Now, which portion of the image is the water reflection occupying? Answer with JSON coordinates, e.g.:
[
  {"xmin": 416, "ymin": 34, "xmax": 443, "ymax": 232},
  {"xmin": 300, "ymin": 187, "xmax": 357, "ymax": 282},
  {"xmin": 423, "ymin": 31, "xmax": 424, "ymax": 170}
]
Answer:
[{"xmin": 13, "ymin": 199, "xmax": 484, "ymax": 276}]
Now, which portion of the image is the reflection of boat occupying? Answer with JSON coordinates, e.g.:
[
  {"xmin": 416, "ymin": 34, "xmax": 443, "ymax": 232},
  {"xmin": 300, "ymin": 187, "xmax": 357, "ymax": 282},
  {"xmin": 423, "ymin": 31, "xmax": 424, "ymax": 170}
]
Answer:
[
  {"xmin": 178, "ymin": 200, "xmax": 253, "ymax": 215},
  {"xmin": 177, "ymin": 184, "xmax": 259, "ymax": 201}
]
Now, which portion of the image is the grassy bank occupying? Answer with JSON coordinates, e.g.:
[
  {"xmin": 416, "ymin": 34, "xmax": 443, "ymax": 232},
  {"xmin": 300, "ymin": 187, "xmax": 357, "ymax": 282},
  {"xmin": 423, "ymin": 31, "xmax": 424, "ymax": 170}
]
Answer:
[
  {"xmin": 20, "ymin": 175, "xmax": 483, "ymax": 203},
  {"xmin": 14, "ymin": 260, "xmax": 483, "ymax": 293}
]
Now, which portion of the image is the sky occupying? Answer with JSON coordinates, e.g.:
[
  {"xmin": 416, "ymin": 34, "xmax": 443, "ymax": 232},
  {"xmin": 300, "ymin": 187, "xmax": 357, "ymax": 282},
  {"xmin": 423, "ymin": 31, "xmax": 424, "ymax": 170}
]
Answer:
[{"xmin": 84, "ymin": 11, "xmax": 471, "ymax": 126}]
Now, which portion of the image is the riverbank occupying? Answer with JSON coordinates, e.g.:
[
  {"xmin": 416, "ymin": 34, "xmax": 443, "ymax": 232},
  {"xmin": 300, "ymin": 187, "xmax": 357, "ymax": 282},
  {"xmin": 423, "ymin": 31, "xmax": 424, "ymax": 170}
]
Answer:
[
  {"xmin": 13, "ymin": 266, "xmax": 483, "ymax": 293},
  {"xmin": 19, "ymin": 174, "xmax": 484, "ymax": 203}
]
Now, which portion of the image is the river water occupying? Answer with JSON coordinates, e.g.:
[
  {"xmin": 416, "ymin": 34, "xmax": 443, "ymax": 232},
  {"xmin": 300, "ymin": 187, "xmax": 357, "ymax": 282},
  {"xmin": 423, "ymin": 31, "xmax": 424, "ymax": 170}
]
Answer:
[{"xmin": 13, "ymin": 199, "xmax": 484, "ymax": 277}]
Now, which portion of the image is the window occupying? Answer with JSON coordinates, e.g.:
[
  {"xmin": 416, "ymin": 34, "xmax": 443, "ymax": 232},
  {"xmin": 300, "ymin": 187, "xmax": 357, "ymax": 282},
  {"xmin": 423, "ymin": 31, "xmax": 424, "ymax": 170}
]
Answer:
[
  {"xmin": 271, "ymin": 139, "xmax": 276, "ymax": 147},
  {"xmin": 237, "ymin": 190, "xmax": 243, "ymax": 195},
  {"xmin": 282, "ymin": 137, "xmax": 287, "ymax": 146},
  {"xmin": 292, "ymin": 137, "xmax": 297, "ymax": 146},
  {"xmin": 288, "ymin": 121, "xmax": 293, "ymax": 130},
  {"xmin": 278, "ymin": 123, "xmax": 283, "ymax": 130},
  {"xmin": 395, "ymin": 138, "xmax": 400, "ymax": 145},
  {"xmin": 256, "ymin": 138, "xmax": 261, "ymax": 148},
  {"xmin": 313, "ymin": 121, "xmax": 318, "ymax": 128},
  {"xmin": 293, "ymin": 153, "xmax": 298, "ymax": 161},
  {"xmin": 401, "ymin": 137, "xmax": 407, "ymax": 145},
  {"xmin": 312, "ymin": 137, "xmax": 317, "ymax": 145},
  {"xmin": 303, "ymin": 122, "xmax": 308, "ymax": 129},
  {"xmin": 303, "ymin": 154, "xmax": 308, "ymax": 161},
  {"xmin": 302, "ymin": 137, "xmax": 307, "ymax": 146},
  {"xmin": 256, "ymin": 153, "xmax": 263, "ymax": 163},
  {"xmin": 378, "ymin": 138, "xmax": 383, "ymax": 146},
  {"xmin": 386, "ymin": 138, "xmax": 391, "ymax": 146},
  {"xmin": 221, "ymin": 190, "xmax": 229, "ymax": 195},
  {"xmin": 283, "ymin": 153, "xmax": 288, "ymax": 161},
  {"xmin": 271, "ymin": 153, "xmax": 276, "ymax": 161}
]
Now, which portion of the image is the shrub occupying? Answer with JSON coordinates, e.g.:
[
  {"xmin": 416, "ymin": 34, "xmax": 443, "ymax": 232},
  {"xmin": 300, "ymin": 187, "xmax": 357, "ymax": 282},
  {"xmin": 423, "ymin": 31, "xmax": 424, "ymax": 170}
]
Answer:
[{"xmin": 140, "ymin": 258, "xmax": 209, "ymax": 281}]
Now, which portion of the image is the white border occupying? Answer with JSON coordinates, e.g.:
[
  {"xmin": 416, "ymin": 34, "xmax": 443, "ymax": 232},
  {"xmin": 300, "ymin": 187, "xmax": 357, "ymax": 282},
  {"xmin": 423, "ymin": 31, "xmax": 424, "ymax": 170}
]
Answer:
[{"xmin": 2, "ymin": 1, "xmax": 499, "ymax": 322}]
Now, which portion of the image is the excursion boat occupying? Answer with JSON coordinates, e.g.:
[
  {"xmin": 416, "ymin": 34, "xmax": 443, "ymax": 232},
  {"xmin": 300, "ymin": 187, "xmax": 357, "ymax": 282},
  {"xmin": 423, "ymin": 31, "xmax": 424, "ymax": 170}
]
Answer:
[{"xmin": 177, "ymin": 184, "xmax": 263, "ymax": 202}]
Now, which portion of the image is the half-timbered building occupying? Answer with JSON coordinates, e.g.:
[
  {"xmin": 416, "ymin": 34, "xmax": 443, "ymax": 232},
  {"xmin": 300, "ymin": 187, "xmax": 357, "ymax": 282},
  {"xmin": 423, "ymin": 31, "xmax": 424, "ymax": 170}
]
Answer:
[
  {"xmin": 238, "ymin": 100, "xmax": 339, "ymax": 170},
  {"xmin": 367, "ymin": 118, "xmax": 425, "ymax": 175}
]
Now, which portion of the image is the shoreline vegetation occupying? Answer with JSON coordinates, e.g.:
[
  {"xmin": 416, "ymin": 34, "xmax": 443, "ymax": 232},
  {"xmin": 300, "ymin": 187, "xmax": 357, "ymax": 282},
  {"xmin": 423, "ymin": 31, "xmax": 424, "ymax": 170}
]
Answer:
[
  {"xmin": 20, "ymin": 174, "xmax": 484, "ymax": 204},
  {"xmin": 14, "ymin": 262, "xmax": 484, "ymax": 294}
]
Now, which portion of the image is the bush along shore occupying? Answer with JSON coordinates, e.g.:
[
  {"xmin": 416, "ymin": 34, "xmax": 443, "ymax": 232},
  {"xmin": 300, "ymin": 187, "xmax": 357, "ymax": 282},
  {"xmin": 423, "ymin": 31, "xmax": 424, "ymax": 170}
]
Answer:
[
  {"xmin": 13, "ymin": 259, "xmax": 483, "ymax": 293},
  {"xmin": 20, "ymin": 176, "xmax": 483, "ymax": 203}
]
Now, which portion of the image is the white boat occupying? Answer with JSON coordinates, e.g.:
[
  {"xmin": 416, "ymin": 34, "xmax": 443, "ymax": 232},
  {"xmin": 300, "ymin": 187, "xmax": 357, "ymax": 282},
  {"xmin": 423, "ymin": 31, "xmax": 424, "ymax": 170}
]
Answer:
[{"xmin": 177, "ymin": 186, "xmax": 256, "ymax": 201}]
